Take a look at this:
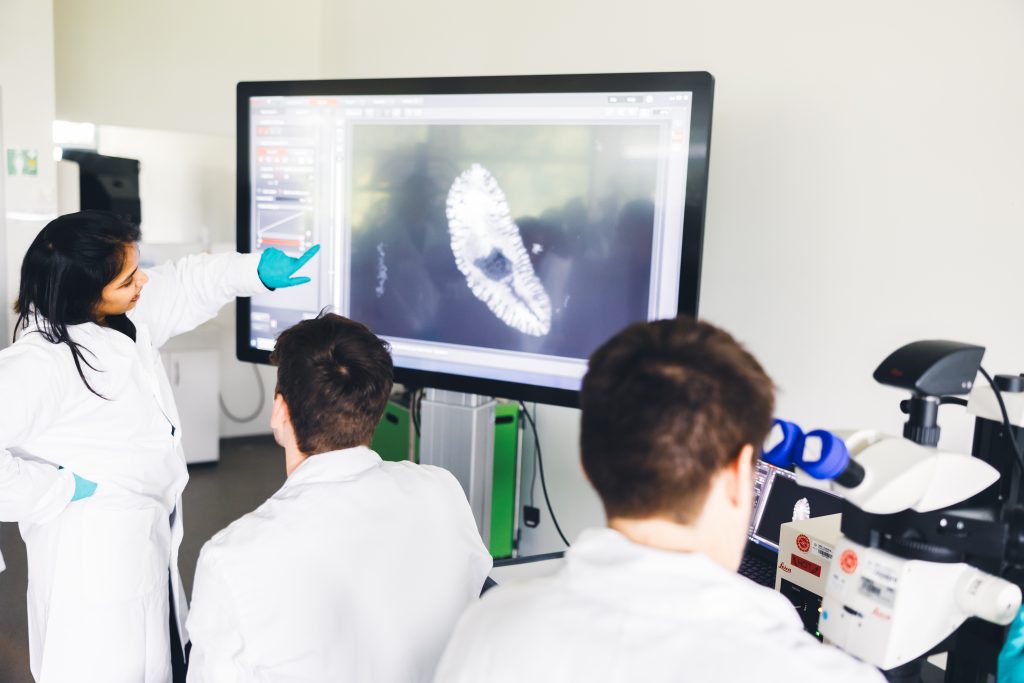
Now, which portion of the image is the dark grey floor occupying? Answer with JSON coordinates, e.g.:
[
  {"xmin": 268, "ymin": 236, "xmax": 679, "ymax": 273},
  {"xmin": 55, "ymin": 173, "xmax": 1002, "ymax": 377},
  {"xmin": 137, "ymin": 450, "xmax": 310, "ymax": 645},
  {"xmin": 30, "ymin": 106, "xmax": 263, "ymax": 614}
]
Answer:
[{"xmin": 0, "ymin": 436, "xmax": 284, "ymax": 683}]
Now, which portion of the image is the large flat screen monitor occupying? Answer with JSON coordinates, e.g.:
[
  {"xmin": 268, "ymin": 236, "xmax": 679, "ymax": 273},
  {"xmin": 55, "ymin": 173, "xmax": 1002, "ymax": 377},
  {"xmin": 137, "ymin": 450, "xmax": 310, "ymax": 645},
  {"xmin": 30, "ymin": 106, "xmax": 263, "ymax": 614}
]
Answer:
[{"xmin": 237, "ymin": 72, "xmax": 714, "ymax": 406}]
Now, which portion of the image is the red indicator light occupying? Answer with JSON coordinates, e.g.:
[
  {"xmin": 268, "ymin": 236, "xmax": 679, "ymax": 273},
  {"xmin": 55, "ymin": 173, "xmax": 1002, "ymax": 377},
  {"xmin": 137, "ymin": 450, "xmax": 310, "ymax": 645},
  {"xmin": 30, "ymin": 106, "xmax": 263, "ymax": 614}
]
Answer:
[{"xmin": 791, "ymin": 554, "xmax": 822, "ymax": 577}]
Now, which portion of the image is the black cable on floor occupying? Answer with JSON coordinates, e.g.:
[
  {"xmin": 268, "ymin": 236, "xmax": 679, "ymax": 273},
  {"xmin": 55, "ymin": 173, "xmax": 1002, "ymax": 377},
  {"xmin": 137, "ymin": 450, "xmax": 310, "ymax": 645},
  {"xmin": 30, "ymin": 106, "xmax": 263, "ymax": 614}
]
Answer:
[
  {"xmin": 220, "ymin": 364, "xmax": 266, "ymax": 423},
  {"xmin": 519, "ymin": 400, "xmax": 570, "ymax": 547}
]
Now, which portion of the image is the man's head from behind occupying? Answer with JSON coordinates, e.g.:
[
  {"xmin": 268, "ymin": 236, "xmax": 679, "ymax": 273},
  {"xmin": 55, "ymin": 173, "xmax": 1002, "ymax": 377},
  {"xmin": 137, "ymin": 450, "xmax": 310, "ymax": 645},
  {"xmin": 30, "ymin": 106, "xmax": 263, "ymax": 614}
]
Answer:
[
  {"xmin": 270, "ymin": 313, "xmax": 393, "ymax": 467},
  {"xmin": 580, "ymin": 316, "xmax": 774, "ymax": 568}
]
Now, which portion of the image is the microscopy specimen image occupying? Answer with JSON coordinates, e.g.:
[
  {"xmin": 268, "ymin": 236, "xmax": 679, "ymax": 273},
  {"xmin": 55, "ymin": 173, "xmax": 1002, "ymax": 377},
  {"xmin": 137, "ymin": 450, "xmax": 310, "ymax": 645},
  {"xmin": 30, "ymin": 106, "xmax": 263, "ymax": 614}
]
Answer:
[
  {"xmin": 446, "ymin": 164, "xmax": 552, "ymax": 337},
  {"xmin": 347, "ymin": 123, "xmax": 661, "ymax": 360}
]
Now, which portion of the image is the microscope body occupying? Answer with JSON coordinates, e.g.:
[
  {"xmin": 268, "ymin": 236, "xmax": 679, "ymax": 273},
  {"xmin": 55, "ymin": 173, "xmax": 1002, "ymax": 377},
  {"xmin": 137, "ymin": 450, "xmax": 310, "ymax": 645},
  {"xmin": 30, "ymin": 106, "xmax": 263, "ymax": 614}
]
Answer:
[
  {"xmin": 774, "ymin": 341, "xmax": 1024, "ymax": 681},
  {"xmin": 820, "ymin": 538, "xmax": 1019, "ymax": 670}
]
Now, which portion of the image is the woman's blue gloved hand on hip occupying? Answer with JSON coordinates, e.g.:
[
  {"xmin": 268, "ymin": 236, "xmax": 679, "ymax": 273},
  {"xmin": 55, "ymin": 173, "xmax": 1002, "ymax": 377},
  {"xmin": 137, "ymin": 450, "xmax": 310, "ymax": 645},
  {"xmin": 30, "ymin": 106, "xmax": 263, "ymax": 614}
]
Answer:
[
  {"xmin": 71, "ymin": 474, "xmax": 97, "ymax": 502},
  {"xmin": 999, "ymin": 605, "xmax": 1024, "ymax": 683}
]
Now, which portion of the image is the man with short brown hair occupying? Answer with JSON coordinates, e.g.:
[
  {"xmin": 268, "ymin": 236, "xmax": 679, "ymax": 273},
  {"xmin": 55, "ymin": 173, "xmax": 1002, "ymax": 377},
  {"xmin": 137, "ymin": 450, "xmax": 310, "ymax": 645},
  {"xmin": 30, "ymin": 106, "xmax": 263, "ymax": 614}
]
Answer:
[
  {"xmin": 434, "ymin": 316, "xmax": 884, "ymax": 683},
  {"xmin": 187, "ymin": 313, "xmax": 492, "ymax": 683}
]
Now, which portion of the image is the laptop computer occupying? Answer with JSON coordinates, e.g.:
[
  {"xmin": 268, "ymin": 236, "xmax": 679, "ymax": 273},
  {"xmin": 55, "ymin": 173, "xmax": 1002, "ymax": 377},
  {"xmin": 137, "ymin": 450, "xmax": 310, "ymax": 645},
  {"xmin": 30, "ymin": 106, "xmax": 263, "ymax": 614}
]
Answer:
[{"xmin": 738, "ymin": 461, "xmax": 843, "ymax": 587}]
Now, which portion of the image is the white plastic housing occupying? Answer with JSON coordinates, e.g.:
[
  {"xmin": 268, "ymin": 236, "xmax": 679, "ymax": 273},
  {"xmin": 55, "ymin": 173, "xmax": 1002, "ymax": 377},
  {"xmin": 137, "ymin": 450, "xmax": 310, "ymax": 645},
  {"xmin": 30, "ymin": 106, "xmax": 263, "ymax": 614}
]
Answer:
[
  {"xmin": 832, "ymin": 437, "xmax": 999, "ymax": 514},
  {"xmin": 955, "ymin": 569, "xmax": 1021, "ymax": 625},
  {"xmin": 967, "ymin": 381, "xmax": 1024, "ymax": 428},
  {"xmin": 820, "ymin": 540, "xmax": 1021, "ymax": 671}
]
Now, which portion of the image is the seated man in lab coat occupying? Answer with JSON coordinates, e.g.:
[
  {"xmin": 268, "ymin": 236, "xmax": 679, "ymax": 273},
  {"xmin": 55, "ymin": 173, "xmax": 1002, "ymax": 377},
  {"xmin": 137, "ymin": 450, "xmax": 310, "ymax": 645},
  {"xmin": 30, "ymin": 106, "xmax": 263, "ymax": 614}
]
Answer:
[
  {"xmin": 434, "ymin": 316, "xmax": 885, "ymax": 683},
  {"xmin": 186, "ymin": 313, "xmax": 492, "ymax": 683}
]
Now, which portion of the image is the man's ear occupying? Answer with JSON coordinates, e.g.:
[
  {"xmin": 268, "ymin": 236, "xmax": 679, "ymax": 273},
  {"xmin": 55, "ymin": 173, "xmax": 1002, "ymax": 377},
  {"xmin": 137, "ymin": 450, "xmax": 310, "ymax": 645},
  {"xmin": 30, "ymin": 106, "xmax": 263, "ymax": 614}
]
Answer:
[
  {"xmin": 271, "ymin": 393, "xmax": 290, "ymax": 430},
  {"xmin": 724, "ymin": 444, "xmax": 756, "ymax": 507}
]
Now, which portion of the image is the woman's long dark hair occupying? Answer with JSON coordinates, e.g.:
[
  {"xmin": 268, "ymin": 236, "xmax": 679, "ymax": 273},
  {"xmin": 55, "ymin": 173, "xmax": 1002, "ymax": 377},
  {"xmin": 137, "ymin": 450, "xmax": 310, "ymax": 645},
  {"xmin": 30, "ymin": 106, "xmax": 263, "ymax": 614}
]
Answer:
[{"xmin": 13, "ymin": 210, "xmax": 141, "ymax": 397}]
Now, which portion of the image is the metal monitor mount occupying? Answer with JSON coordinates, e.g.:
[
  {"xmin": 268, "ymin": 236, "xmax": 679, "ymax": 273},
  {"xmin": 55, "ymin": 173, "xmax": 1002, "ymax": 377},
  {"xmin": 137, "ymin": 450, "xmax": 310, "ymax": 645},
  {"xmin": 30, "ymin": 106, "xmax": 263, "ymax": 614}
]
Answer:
[{"xmin": 418, "ymin": 389, "xmax": 497, "ymax": 549}]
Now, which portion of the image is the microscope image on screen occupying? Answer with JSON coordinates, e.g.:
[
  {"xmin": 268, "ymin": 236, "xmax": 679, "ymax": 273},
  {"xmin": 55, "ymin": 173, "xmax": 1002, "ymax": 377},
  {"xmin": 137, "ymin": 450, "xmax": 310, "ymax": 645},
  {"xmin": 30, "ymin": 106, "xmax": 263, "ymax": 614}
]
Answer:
[
  {"xmin": 347, "ymin": 124, "xmax": 661, "ymax": 359},
  {"xmin": 755, "ymin": 475, "xmax": 844, "ymax": 547},
  {"xmin": 446, "ymin": 163, "xmax": 552, "ymax": 337}
]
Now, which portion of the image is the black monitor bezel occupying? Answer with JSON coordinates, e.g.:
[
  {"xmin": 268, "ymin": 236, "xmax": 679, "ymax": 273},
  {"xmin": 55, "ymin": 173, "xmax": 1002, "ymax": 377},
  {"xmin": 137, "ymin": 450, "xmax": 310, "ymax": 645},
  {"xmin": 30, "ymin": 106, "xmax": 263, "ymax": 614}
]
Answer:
[{"xmin": 236, "ymin": 71, "xmax": 714, "ymax": 408}]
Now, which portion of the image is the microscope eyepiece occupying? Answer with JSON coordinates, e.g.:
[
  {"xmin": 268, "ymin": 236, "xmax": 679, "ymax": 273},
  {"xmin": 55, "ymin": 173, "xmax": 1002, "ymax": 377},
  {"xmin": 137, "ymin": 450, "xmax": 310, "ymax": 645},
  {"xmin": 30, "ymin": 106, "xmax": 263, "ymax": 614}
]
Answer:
[
  {"xmin": 762, "ymin": 418, "xmax": 803, "ymax": 468},
  {"xmin": 798, "ymin": 430, "xmax": 865, "ymax": 488}
]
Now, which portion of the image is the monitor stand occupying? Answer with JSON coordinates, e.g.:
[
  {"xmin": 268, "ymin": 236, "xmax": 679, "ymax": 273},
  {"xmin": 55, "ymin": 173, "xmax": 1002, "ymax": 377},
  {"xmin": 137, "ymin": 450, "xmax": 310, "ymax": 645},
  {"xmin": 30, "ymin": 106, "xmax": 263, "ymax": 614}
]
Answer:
[{"xmin": 419, "ymin": 389, "xmax": 496, "ymax": 548}]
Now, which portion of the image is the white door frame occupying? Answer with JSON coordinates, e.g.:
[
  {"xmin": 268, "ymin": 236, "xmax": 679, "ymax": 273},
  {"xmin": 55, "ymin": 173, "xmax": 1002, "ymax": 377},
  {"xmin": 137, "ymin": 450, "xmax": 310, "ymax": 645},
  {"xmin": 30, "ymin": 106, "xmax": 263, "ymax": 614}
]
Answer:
[{"xmin": 0, "ymin": 85, "xmax": 9, "ymax": 348}]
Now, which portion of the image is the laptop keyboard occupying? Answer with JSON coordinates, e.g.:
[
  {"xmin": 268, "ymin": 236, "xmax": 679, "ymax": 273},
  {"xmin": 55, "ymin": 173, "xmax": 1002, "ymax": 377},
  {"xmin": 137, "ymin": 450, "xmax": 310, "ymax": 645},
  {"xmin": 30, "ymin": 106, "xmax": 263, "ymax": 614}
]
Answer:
[{"xmin": 738, "ymin": 554, "xmax": 776, "ymax": 588}]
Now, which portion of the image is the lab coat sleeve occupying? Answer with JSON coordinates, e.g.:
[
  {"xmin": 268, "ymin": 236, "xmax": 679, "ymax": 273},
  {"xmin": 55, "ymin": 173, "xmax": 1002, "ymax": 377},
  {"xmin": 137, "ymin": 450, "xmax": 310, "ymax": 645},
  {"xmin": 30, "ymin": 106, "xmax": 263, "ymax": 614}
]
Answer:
[
  {"xmin": 443, "ymin": 470, "xmax": 494, "ymax": 592},
  {"xmin": 186, "ymin": 546, "xmax": 248, "ymax": 683},
  {"xmin": 132, "ymin": 252, "xmax": 266, "ymax": 349},
  {"xmin": 0, "ymin": 343, "xmax": 76, "ymax": 525},
  {"xmin": 431, "ymin": 609, "xmax": 474, "ymax": 682},
  {"xmin": 432, "ymin": 600, "xmax": 497, "ymax": 683},
  {"xmin": 783, "ymin": 631, "xmax": 888, "ymax": 682}
]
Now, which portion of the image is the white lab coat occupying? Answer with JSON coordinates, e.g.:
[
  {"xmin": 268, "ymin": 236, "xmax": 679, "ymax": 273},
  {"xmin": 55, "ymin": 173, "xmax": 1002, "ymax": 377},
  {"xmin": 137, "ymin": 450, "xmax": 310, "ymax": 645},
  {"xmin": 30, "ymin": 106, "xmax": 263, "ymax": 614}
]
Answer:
[
  {"xmin": 434, "ymin": 527, "xmax": 887, "ymax": 683},
  {"xmin": 186, "ymin": 446, "xmax": 493, "ymax": 683},
  {"xmin": 0, "ymin": 252, "xmax": 264, "ymax": 683}
]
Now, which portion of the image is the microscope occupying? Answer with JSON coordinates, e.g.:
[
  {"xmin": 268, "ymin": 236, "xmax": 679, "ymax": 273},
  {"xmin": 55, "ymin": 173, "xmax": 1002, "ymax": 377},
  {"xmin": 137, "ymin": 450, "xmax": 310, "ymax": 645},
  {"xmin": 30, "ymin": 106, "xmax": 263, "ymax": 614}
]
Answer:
[{"xmin": 771, "ymin": 341, "xmax": 1024, "ymax": 682}]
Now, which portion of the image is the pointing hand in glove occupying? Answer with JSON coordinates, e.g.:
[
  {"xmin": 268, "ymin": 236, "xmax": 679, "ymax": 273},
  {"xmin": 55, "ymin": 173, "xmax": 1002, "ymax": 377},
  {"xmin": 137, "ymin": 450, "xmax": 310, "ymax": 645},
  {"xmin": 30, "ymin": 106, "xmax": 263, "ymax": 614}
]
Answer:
[{"xmin": 258, "ymin": 244, "xmax": 321, "ymax": 290}]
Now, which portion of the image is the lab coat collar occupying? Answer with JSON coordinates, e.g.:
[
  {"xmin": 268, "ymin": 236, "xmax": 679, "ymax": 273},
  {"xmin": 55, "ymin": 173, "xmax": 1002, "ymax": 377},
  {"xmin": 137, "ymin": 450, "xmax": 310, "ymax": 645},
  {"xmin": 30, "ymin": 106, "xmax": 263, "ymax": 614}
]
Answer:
[
  {"xmin": 21, "ymin": 314, "xmax": 138, "ymax": 353},
  {"xmin": 283, "ymin": 446, "xmax": 384, "ymax": 489},
  {"xmin": 566, "ymin": 527, "xmax": 731, "ymax": 584},
  {"xmin": 564, "ymin": 527, "xmax": 801, "ymax": 631}
]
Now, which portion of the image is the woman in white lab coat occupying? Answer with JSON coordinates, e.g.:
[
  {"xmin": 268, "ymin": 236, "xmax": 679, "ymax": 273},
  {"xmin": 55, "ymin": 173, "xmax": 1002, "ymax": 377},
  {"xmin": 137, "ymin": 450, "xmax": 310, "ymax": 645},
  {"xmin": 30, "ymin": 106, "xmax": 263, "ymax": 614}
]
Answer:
[{"xmin": 0, "ymin": 210, "xmax": 318, "ymax": 683}]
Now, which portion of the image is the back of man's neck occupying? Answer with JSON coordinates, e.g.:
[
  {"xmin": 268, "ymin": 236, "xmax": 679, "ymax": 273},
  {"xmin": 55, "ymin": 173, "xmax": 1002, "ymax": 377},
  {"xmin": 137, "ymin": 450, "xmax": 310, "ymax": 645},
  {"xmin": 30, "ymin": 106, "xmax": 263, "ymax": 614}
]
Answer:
[
  {"xmin": 285, "ymin": 446, "xmax": 309, "ymax": 477},
  {"xmin": 609, "ymin": 517, "xmax": 732, "ymax": 569},
  {"xmin": 284, "ymin": 442, "xmax": 374, "ymax": 477}
]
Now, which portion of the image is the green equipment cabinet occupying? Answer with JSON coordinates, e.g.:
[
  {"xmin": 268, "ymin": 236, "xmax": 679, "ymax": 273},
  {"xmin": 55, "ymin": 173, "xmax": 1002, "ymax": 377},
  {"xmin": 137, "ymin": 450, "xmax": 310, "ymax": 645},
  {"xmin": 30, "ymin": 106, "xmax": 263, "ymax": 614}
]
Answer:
[
  {"xmin": 489, "ymin": 404, "xmax": 520, "ymax": 559},
  {"xmin": 371, "ymin": 399, "xmax": 520, "ymax": 559}
]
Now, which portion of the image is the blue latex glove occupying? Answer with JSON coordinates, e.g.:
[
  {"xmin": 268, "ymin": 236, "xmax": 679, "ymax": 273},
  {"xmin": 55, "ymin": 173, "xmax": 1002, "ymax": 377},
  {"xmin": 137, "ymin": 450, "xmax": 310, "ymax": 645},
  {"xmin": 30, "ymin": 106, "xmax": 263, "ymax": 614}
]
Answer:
[
  {"xmin": 71, "ymin": 474, "xmax": 98, "ymax": 502},
  {"xmin": 257, "ymin": 244, "xmax": 320, "ymax": 289},
  {"xmin": 999, "ymin": 605, "xmax": 1024, "ymax": 683}
]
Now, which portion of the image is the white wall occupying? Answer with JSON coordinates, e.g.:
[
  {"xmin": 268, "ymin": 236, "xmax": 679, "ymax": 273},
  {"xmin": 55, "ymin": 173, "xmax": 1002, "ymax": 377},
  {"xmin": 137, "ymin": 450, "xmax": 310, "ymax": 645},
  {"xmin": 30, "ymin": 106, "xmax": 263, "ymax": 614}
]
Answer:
[
  {"xmin": 213, "ymin": 308, "xmax": 279, "ymax": 438},
  {"xmin": 0, "ymin": 0, "xmax": 58, "ymax": 343},
  {"xmin": 51, "ymin": 0, "xmax": 1024, "ymax": 553},
  {"xmin": 98, "ymin": 126, "xmax": 235, "ymax": 245},
  {"xmin": 55, "ymin": 0, "xmax": 325, "ymax": 136}
]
